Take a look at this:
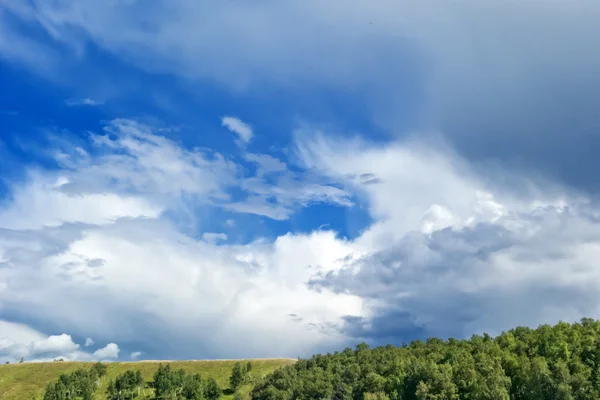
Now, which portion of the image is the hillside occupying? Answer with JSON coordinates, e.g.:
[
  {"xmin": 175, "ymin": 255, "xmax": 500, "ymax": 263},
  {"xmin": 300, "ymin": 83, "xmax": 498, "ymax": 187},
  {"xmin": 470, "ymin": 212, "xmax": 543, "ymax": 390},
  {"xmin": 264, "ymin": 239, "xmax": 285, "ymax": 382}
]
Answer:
[
  {"xmin": 0, "ymin": 358, "xmax": 296, "ymax": 400},
  {"xmin": 253, "ymin": 319, "xmax": 600, "ymax": 400}
]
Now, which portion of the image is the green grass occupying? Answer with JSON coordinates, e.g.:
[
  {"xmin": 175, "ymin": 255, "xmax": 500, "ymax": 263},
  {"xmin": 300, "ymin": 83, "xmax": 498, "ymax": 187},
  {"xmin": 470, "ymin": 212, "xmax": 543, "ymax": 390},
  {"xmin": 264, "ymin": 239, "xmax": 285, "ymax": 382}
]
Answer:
[{"xmin": 0, "ymin": 358, "xmax": 296, "ymax": 400}]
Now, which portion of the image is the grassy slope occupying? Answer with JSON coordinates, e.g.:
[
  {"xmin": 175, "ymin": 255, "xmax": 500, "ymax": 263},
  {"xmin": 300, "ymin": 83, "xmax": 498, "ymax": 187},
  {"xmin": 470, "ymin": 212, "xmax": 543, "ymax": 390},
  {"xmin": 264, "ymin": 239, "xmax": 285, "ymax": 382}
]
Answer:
[{"xmin": 0, "ymin": 359, "xmax": 296, "ymax": 400}]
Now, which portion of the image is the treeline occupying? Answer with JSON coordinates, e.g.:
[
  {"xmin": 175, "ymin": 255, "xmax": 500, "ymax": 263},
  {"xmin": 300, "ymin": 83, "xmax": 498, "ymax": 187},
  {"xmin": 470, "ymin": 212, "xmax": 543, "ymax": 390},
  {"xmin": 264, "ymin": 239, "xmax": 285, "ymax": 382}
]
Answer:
[
  {"xmin": 252, "ymin": 319, "xmax": 600, "ymax": 400},
  {"xmin": 43, "ymin": 362, "xmax": 229, "ymax": 400},
  {"xmin": 44, "ymin": 362, "xmax": 108, "ymax": 399}
]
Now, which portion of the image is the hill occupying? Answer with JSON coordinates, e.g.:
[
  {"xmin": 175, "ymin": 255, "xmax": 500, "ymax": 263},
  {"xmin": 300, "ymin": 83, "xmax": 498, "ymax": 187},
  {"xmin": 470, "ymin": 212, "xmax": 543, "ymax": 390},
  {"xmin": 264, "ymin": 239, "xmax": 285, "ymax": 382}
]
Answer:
[{"xmin": 0, "ymin": 358, "xmax": 296, "ymax": 400}]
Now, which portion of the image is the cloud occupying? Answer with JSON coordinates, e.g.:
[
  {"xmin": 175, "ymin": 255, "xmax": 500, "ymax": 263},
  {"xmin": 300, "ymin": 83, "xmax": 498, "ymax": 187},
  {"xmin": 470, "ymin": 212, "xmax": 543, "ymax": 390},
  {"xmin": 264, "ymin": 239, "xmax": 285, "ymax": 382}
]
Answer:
[
  {"xmin": 84, "ymin": 337, "xmax": 94, "ymax": 347},
  {"xmin": 3, "ymin": 0, "xmax": 600, "ymax": 193},
  {"xmin": 202, "ymin": 232, "xmax": 227, "ymax": 244},
  {"xmin": 93, "ymin": 343, "xmax": 120, "ymax": 359},
  {"xmin": 0, "ymin": 320, "xmax": 119, "ymax": 363},
  {"xmin": 130, "ymin": 351, "xmax": 143, "ymax": 360},
  {"xmin": 0, "ymin": 119, "xmax": 350, "ymax": 229},
  {"xmin": 296, "ymin": 132, "xmax": 600, "ymax": 342},
  {"xmin": 4, "ymin": 114, "xmax": 600, "ymax": 358},
  {"xmin": 222, "ymin": 116, "xmax": 253, "ymax": 145},
  {"xmin": 0, "ymin": 119, "xmax": 366, "ymax": 359},
  {"xmin": 65, "ymin": 98, "xmax": 104, "ymax": 107}
]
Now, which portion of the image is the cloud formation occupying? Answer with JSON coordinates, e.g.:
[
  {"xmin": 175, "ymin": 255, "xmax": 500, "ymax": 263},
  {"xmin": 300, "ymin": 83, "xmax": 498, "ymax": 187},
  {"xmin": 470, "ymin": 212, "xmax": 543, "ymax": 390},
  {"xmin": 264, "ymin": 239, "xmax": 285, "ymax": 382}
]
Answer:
[
  {"xmin": 222, "ymin": 116, "xmax": 253, "ymax": 145},
  {"xmin": 2, "ymin": 116, "xmax": 600, "ymax": 358},
  {"xmin": 0, "ymin": 320, "xmax": 120, "ymax": 363},
  {"xmin": 93, "ymin": 343, "xmax": 120, "ymax": 360},
  {"xmin": 0, "ymin": 119, "xmax": 366, "ymax": 359},
  {"xmin": 297, "ymin": 132, "xmax": 600, "ymax": 342}
]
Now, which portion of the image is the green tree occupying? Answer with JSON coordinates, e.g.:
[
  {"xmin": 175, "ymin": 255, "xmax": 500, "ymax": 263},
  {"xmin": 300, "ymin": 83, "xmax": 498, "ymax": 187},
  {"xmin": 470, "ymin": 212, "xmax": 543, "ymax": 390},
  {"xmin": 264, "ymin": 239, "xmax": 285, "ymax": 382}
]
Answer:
[
  {"xmin": 107, "ymin": 369, "xmax": 144, "ymax": 399},
  {"xmin": 231, "ymin": 362, "xmax": 247, "ymax": 391},
  {"xmin": 205, "ymin": 377, "xmax": 222, "ymax": 400}
]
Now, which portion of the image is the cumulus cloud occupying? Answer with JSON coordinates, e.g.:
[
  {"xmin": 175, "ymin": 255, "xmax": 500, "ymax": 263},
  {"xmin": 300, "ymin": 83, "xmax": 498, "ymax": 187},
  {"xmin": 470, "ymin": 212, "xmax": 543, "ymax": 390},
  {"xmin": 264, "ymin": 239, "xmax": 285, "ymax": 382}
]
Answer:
[
  {"xmin": 94, "ymin": 343, "xmax": 120, "ymax": 359},
  {"xmin": 0, "ymin": 119, "xmax": 365, "ymax": 359},
  {"xmin": 130, "ymin": 351, "xmax": 143, "ymax": 360},
  {"xmin": 0, "ymin": 320, "xmax": 119, "ymax": 363},
  {"xmin": 222, "ymin": 116, "xmax": 253, "ymax": 145},
  {"xmin": 296, "ymin": 132, "xmax": 600, "ymax": 342},
  {"xmin": 85, "ymin": 337, "xmax": 94, "ymax": 347}
]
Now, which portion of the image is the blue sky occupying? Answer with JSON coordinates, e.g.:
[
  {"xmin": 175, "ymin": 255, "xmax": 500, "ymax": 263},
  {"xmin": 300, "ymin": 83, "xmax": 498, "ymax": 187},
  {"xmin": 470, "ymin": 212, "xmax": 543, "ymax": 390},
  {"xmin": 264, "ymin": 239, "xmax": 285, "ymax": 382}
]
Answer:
[{"xmin": 2, "ymin": 0, "xmax": 600, "ymax": 362}]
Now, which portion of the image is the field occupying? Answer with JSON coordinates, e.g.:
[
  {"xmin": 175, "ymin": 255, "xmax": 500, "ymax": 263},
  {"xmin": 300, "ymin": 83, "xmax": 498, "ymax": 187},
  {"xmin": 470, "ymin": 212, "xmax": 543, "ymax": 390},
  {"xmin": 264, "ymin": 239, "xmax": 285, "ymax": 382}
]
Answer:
[{"xmin": 0, "ymin": 358, "xmax": 296, "ymax": 400}]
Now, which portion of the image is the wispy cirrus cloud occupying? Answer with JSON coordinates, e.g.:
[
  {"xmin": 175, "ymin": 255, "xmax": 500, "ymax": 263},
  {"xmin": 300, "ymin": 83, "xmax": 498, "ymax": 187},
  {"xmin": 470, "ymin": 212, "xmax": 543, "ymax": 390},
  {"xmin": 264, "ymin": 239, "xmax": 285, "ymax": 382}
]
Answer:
[{"xmin": 0, "ymin": 119, "xmax": 351, "ymax": 230}]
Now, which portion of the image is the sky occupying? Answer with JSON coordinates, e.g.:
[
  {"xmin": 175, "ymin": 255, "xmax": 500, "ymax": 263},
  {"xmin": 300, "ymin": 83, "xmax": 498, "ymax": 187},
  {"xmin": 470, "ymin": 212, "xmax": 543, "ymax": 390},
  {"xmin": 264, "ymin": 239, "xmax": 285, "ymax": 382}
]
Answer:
[{"xmin": 1, "ymin": 0, "xmax": 600, "ymax": 363}]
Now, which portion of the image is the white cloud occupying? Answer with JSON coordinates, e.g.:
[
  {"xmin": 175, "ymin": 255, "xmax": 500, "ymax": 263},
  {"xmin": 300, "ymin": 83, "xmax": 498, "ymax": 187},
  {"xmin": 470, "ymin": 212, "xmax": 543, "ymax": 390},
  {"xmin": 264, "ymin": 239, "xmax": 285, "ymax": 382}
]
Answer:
[
  {"xmin": 0, "ymin": 320, "xmax": 119, "ymax": 363},
  {"xmin": 222, "ymin": 116, "xmax": 253, "ymax": 145},
  {"xmin": 30, "ymin": 334, "xmax": 80, "ymax": 355},
  {"xmin": 0, "ymin": 175, "xmax": 162, "ymax": 230},
  {"xmin": 0, "ymin": 119, "xmax": 365, "ymax": 359},
  {"xmin": 93, "ymin": 343, "xmax": 120, "ymax": 359},
  {"xmin": 243, "ymin": 153, "xmax": 287, "ymax": 175},
  {"xmin": 65, "ymin": 98, "xmax": 103, "ymax": 107},
  {"xmin": 130, "ymin": 351, "xmax": 143, "ymax": 360},
  {"xmin": 0, "ymin": 119, "xmax": 349, "ymax": 230},
  {"xmin": 202, "ymin": 232, "xmax": 227, "ymax": 243},
  {"xmin": 85, "ymin": 337, "xmax": 94, "ymax": 347}
]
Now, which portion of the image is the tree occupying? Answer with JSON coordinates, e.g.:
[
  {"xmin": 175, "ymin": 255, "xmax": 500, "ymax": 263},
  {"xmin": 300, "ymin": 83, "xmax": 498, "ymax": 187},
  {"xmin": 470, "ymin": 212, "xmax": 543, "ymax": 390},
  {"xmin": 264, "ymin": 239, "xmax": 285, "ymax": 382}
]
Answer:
[
  {"xmin": 205, "ymin": 377, "xmax": 222, "ymax": 400},
  {"xmin": 107, "ymin": 369, "xmax": 144, "ymax": 399},
  {"xmin": 91, "ymin": 362, "xmax": 108, "ymax": 379},
  {"xmin": 231, "ymin": 362, "xmax": 246, "ymax": 391},
  {"xmin": 182, "ymin": 374, "xmax": 204, "ymax": 400}
]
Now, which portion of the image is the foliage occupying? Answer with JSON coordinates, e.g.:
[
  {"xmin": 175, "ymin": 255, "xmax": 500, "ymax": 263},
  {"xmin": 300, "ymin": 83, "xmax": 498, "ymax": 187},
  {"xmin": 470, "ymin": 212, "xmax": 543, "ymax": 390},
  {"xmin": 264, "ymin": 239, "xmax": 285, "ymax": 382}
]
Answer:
[
  {"xmin": 205, "ymin": 377, "xmax": 223, "ymax": 400},
  {"xmin": 230, "ymin": 362, "xmax": 250, "ymax": 391},
  {"xmin": 152, "ymin": 363, "xmax": 213, "ymax": 400},
  {"xmin": 107, "ymin": 369, "xmax": 144, "ymax": 399},
  {"xmin": 42, "ymin": 365, "xmax": 105, "ymax": 400},
  {"xmin": 251, "ymin": 319, "xmax": 600, "ymax": 400}
]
